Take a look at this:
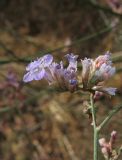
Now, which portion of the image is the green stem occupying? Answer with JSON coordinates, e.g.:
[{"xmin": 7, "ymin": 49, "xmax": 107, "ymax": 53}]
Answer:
[
  {"xmin": 98, "ymin": 104, "xmax": 122, "ymax": 132},
  {"xmin": 87, "ymin": 0, "xmax": 122, "ymax": 17},
  {"xmin": 90, "ymin": 94, "xmax": 99, "ymax": 160}
]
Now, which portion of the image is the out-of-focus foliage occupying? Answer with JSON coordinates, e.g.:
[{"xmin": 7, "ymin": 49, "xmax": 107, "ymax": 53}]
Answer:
[{"xmin": 0, "ymin": 0, "xmax": 122, "ymax": 160}]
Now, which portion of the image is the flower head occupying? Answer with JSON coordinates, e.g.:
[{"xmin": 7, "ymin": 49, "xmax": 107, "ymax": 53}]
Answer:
[
  {"xmin": 23, "ymin": 54, "xmax": 53, "ymax": 82},
  {"xmin": 44, "ymin": 54, "xmax": 78, "ymax": 92},
  {"xmin": 23, "ymin": 53, "xmax": 78, "ymax": 92},
  {"xmin": 23, "ymin": 52, "xmax": 116, "ymax": 95},
  {"xmin": 81, "ymin": 52, "xmax": 116, "ymax": 96}
]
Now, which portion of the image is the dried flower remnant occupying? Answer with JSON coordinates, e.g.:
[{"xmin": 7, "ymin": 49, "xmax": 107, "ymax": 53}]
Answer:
[
  {"xmin": 81, "ymin": 52, "xmax": 116, "ymax": 96},
  {"xmin": 81, "ymin": 58, "xmax": 92, "ymax": 89}
]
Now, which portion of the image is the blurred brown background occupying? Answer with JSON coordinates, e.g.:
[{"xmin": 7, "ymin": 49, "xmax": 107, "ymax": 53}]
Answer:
[{"xmin": 0, "ymin": 0, "xmax": 122, "ymax": 160}]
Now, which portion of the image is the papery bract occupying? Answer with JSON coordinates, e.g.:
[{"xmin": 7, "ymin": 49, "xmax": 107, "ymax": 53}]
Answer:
[{"xmin": 81, "ymin": 52, "xmax": 116, "ymax": 96}]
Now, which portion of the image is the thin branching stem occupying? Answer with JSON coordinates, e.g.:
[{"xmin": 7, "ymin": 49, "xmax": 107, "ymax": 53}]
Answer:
[
  {"xmin": 98, "ymin": 105, "xmax": 122, "ymax": 132},
  {"xmin": 87, "ymin": 0, "xmax": 122, "ymax": 17},
  {"xmin": 90, "ymin": 93, "xmax": 99, "ymax": 160}
]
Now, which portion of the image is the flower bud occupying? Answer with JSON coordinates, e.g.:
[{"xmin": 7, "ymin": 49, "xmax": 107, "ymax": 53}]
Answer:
[{"xmin": 99, "ymin": 138, "xmax": 106, "ymax": 147}]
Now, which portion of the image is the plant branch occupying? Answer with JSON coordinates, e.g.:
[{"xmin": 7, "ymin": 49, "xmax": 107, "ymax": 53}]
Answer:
[
  {"xmin": 90, "ymin": 93, "xmax": 99, "ymax": 160},
  {"xmin": 98, "ymin": 104, "xmax": 122, "ymax": 131},
  {"xmin": 87, "ymin": 0, "xmax": 122, "ymax": 17}
]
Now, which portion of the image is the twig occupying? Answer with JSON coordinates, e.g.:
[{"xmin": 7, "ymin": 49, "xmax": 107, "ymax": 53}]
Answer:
[
  {"xmin": 87, "ymin": 0, "xmax": 122, "ymax": 17},
  {"xmin": 90, "ymin": 93, "xmax": 99, "ymax": 160},
  {"xmin": 98, "ymin": 104, "xmax": 122, "ymax": 131},
  {"xmin": 63, "ymin": 135, "xmax": 79, "ymax": 160},
  {"xmin": 0, "ymin": 41, "xmax": 20, "ymax": 59},
  {"xmin": 112, "ymin": 54, "xmax": 122, "ymax": 63}
]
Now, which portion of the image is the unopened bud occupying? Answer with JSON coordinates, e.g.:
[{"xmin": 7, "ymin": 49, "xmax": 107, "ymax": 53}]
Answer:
[
  {"xmin": 111, "ymin": 130, "xmax": 117, "ymax": 139},
  {"xmin": 99, "ymin": 138, "xmax": 106, "ymax": 147},
  {"xmin": 101, "ymin": 147, "xmax": 109, "ymax": 159}
]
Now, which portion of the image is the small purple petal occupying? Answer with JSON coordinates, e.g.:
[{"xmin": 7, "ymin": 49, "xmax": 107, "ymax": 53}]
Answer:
[
  {"xmin": 65, "ymin": 53, "xmax": 78, "ymax": 63},
  {"xmin": 92, "ymin": 86, "xmax": 117, "ymax": 96},
  {"xmin": 41, "ymin": 54, "xmax": 53, "ymax": 66},
  {"xmin": 95, "ymin": 63, "xmax": 116, "ymax": 81},
  {"xmin": 23, "ymin": 54, "xmax": 53, "ymax": 83},
  {"xmin": 103, "ymin": 87, "xmax": 117, "ymax": 95},
  {"xmin": 69, "ymin": 79, "xmax": 77, "ymax": 85},
  {"xmin": 66, "ymin": 53, "xmax": 78, "ymax": 72},
  {"xmin": 33, "ymin": 69, "xmax": 45, "ymax": 80},
  {"xmin": 26, "ymin": 59, "xmax": 40, "ymax": 71},
  {"xmin": 23, "ymin": 72, "xmax": 34, "ymax": 82}
]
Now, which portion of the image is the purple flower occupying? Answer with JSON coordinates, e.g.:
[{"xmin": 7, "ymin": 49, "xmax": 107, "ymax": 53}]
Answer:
[
  {"xmin": 91, "ymin": 52, "xmax": 115, "ymax": 84},
  {"xmin": 23, "ymin": 53, "xmax": 78, "ymax": 92},
  {"xmin": 65, "ymin": 53, "xmax": 78, "ymax": 71},
  {"xmin": 94, "ymin": 63, "xmax": 115, "ymax": 82},
  {"xmin": 102, "ymin": 87, "xmax": 117, "ymax": 96},
  {"xmin": 44, "ymin": 53, "xmax": 78, "ymax": 92},
  {"xmin": 94, "ymin": 52, "xmax": 112, "ymax": 68},
  {"xmin": 23, "ymin": 54, "xmax": 53, "ymax": 82},
  {"xmin": 23, "ymin": 52, "xmax": 116, "ymax": 95},
  {"xmin": 44, "ymin": 61, "xmax": 64, "ymax": 85}
]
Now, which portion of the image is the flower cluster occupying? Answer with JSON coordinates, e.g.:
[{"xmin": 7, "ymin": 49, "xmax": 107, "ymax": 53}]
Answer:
[
  {"xmin": 23, "ymin": 54, "xmax": 78, "ymax": 92},
  {"xmin": 23, "ymin": 52, "xmax": 116, "ymax": 95},
  {"xmin": 99, "ymin": 131, "xmax": 121, "ymax": 160},
  {"xmin": 81, "ymin": 52, "xmax": 116, "ymax": 96}
]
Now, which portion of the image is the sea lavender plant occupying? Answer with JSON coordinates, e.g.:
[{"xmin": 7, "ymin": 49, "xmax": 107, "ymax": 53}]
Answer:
[{"xmin": 23, "ymin": 52, "xmax": 122, "ymax": 160}]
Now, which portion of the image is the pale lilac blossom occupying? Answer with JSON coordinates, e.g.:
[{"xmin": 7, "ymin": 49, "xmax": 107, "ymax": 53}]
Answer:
[
  {"xmin": 102, "ymin": 87, "xmax": 117, "ymax": 96},
  {"xmin": 65, "ymin": 53, "xmax": 78, "ymax": 71},
  {"xmin": 45, "ymin": 54, "xmax": 78, "ymax": 92},
  {"xmin": 23, "ymin": 54, "xmax": 53, "ymax": 82}
]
